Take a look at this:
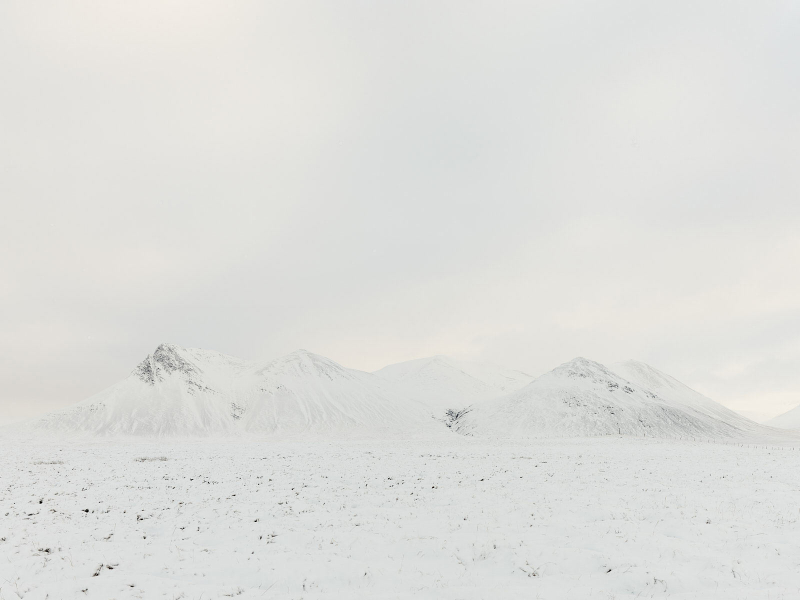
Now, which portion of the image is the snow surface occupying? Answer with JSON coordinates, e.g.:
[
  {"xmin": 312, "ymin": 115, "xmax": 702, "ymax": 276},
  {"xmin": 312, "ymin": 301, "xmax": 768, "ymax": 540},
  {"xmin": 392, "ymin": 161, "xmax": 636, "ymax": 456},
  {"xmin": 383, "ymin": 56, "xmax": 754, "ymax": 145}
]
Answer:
[
  {"xmin": 373, "ymin": 355, "xmax": 534, "ymax": 415},
  {"xmin": 3, "ymin": 437, "xmax": 800, "ymax": 599},
  {"xmin": 452, "ymin": 358, "xmax": 781, "ymax": 440}
]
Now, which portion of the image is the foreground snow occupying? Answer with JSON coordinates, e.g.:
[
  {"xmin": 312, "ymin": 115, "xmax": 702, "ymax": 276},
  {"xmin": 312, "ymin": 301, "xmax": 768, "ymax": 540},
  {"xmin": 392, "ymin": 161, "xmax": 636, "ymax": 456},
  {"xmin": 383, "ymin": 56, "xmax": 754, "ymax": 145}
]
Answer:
[{"xmin": 2, "ymin": 438, "xmax": 800, "ymax": 599}]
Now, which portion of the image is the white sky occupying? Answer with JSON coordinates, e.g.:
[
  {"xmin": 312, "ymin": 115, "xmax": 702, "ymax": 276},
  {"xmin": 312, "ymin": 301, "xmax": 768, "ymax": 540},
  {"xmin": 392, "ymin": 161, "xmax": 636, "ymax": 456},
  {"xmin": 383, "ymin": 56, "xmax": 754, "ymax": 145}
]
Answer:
[{"xmin": 2, "ymin": 1, "xmax": 799, "ymax": 424}]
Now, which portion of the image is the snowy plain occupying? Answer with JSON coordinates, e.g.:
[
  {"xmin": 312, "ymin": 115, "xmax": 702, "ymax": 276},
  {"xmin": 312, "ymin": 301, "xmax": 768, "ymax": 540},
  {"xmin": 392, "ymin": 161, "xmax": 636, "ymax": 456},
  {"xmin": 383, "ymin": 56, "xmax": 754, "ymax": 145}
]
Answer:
[{"xmin": 3, "ymin": 436, "xmax": 800, "ymax": 600}]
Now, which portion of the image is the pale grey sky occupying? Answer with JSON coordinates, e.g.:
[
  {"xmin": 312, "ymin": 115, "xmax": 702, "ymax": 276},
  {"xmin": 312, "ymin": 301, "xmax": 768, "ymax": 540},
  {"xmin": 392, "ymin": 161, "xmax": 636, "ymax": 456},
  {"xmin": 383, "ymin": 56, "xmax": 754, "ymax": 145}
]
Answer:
[{"xmin": 2, "ymin": 1, "xmax": 799, "ymax": 424}]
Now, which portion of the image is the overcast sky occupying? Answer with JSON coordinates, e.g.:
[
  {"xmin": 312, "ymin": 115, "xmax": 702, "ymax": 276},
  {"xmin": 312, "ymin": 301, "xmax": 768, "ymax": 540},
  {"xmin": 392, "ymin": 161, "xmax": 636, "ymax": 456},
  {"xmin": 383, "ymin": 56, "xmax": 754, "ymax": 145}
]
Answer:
[{"xmin": 2, "ymin": 1, "xmax": 799, "ymax": 424}]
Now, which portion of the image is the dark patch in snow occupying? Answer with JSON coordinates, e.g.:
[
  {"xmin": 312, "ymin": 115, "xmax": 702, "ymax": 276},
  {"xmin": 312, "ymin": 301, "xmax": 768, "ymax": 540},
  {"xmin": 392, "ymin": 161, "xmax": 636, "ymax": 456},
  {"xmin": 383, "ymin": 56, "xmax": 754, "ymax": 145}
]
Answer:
[{"xmin": 134, "ymin": 343, "xmax": 203, "ymax": 386}]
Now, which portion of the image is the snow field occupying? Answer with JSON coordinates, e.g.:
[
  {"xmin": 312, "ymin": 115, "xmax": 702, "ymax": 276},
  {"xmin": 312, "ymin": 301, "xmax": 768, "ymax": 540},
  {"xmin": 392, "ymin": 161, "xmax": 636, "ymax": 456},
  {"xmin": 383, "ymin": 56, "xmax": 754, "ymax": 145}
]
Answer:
[{"xmin": 2, "ymin": 438, "xmax": 800, "ymax": 599}]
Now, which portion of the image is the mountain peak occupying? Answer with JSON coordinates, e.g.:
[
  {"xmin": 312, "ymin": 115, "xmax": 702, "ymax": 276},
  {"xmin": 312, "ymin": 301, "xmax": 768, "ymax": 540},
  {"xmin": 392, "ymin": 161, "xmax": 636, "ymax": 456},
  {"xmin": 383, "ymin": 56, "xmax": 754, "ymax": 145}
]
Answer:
[
  {"xmin": 256, "ymin": 349, "xmax": 354, "ymax": 380},
  {"xmin": 549, "ymin": 357, "xmax": 617, "ymax": 381},
  {"xmin": 153, "ymin": 342, "xmax": 196, "ymax": 370},
  {"xmin": 155, "ymin": 341, "xmax": 179, "ymax": 352},
  {"xmin": 288, "ymin": 348, "xmax": 318, "ymax": 358},
  {"xmin": 286, "ymin": 348, "xmax": 339, "ymax": 365},
  {"xmin": 372, "ymin": 354, "xmax": 535, "ymax": 413},
  {"xmin": 133, "ymin": 343, "xmax": 199, "ymax": 385},
  {"xmin": 615, "ymin": 359, "xmax": 661, "ymax": 374}
]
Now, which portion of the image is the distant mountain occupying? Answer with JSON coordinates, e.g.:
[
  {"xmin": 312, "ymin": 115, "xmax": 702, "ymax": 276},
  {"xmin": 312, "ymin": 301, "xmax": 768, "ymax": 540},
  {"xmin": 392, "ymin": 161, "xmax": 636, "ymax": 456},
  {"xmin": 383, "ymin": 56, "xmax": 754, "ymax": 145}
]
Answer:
[
  {"xmin": 609, "ymin": 360, "xmax": 760, "ymax": 433},
  {"xmin": 765, "ymin": 404, "xmax": 800, "ymax": 430},
  {"xmin": 451, "ymin": 357, "xmax": 759, "ymax": 439},
  {"xmin": 14, "ymin": 345, "xmax": 790, "ymax": 442},
  {"xmin": 373, "ymin": 355, "xmax": 533, "ymax": 415},
  {"xmin": 21, "ymin": 344, "xmax": 442, "ymax": 439},
  {"xmin": 239, "ymin": 349, "xmax": 438, "ymax": 437}
]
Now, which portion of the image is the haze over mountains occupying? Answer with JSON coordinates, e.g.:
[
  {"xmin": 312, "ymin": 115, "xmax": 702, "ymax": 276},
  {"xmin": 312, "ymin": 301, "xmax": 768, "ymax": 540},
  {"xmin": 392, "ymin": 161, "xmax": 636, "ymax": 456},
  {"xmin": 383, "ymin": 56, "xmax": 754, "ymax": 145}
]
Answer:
[
  {"xmin": 766, "ymin": 405, "xmax": 800, "ymax": 430},
  {"xmin": 9, "ymin": 343, "xmax": 796, "ymax": 440},
  {"xmin": 374, "ymin": 355, "xmax": 534, "ymax": 414}
]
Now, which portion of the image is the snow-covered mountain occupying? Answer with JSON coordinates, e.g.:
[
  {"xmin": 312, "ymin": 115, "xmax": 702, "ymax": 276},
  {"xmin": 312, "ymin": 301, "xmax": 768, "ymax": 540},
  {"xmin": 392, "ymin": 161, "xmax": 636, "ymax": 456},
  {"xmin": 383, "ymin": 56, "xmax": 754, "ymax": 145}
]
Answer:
[
  {"xmin": 22, "ymin": 344, "xmax": 442, "ymax": 439},
  {"xmin": 765, "ymin": 404, "xmax": 800, "ymax": 430},
  {"xmin": 373, "ymin": 355, "xmax": 534, "ymax": 415},
  {"xmin": 16, "ymin": 345, "xmax": 790, "ymax": 441},
  {"xmin": 451, "ymin": 357, "xmax": 759, "ymax": 440},
  {"xmin": 609, "ymin": 360, "xmax": 761, "ymax": 433},
  {"xmin": 236, "ymin": 350, "xmax": 439, "ymax": 437}
]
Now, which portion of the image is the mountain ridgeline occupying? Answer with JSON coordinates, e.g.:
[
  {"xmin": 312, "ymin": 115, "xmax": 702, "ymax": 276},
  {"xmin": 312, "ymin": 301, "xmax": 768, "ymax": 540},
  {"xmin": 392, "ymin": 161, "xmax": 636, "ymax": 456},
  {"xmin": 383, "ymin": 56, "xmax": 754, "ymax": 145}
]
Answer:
[
  {"xmin": 450, "ymin": 358, "xmax": 764, "ymax": 439},
  {"xmin": 12, "ymin": 343, "xmax": 791, "ymax": 440}
]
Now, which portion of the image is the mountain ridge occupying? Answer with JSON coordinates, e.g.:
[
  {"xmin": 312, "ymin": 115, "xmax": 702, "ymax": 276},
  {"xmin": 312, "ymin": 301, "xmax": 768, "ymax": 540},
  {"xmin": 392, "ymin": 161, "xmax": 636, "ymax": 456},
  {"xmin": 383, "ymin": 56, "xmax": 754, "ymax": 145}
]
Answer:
[
  {"xmin": 18, "ymin": 343, "xmax": 442, "ymax": 439},
  {"xmin": 451, "ymin": 357, "xmax": 769, "ymax": 440},
  {"xmin": 373, "ymin": 354, "xmax": 534, "ymax": 414},
  {"xmin": 8, "ymin": 345, "xmax": 786, "ymax": 442}
]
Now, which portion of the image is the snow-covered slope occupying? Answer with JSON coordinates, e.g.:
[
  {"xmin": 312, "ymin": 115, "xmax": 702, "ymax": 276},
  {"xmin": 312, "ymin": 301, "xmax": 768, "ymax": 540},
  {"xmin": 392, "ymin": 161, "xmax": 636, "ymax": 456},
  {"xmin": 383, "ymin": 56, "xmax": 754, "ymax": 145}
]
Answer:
[
  {"xmin": 17, "ymin": 346, "xmax": 788, "ymax": 441},
  {"xmin": 21, "ymin": 344, "xmax": 441, "ymax": 439},
  {"xmin": 373, "ymin": 355, "xmax": 533, "ymax": 415},
  {"xmin": 766, "ymin": 404, "xmax": 800, "ymax": 430},
  {"xmin": 609, "ymin": 360, "xmax": 761, "ymax": 433},
  {"xmin": 237, "ymin": 350, "xmax": 440, "ymax": 437},
  {"xmin": 27, "ymin": 344, "xmax": 248, "ymax": 437},
  {"xmin": 452, "ymin": 357, "xmax": 755, "ymax": 440}
]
